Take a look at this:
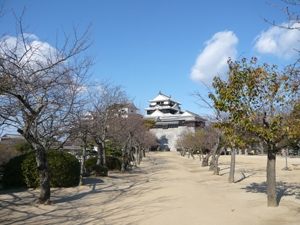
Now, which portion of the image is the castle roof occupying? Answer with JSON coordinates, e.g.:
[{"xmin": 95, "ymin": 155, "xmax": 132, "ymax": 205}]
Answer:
[
  {"xmin": 144, "ymin": 109, "xmax": 205, "ymax": 122},
  {"xmin": 124, "ymin": 102, "xmax": 138, "ymax": 110},
  {"xmin": 144, "ymin": 104, "xmax": 183, "ymax": 113},
  {"xmin": 181, "ymin": 110, "xmax": 205, "ymax": 121},
  {"xmin": 148, "ymin": 92, "xmax": 181, "ymax": 105},
  {"xmin": 144, "ymin": 92, "xmax": 205, "ymax": 123}
]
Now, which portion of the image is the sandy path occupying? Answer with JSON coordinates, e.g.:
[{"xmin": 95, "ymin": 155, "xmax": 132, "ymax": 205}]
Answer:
[{"xmin": 1, "ymin": 152, "xmax": 300, "ymax": 225}]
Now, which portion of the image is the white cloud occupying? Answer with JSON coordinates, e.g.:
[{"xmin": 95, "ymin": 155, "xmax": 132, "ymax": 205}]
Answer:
[
  {"xmin": 23, "ymin": 33, "xmax": 39, "ymax": 41},
  {"xmin": 190, "ymin": 31, "xmax": 238, "ymax": 84},
  {"xmin": 254, "ymin": 23, "xmax": 300, "ymax": 59},
  {"xmin": 78, "ymin": 85, "xmax": 89, "ymax": 94},
  {"xmin": 0, "ymin": 34, "xmax": 59, "ymax": 66}
]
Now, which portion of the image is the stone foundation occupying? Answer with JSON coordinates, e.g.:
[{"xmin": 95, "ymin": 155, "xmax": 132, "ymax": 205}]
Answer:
[{"xmin": 150, "ymin": 126, "xmax": 197, "ymax": 151}]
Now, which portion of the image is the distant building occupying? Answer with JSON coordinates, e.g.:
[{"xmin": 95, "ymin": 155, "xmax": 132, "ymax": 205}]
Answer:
[
  {"xmin": 144, "ymin": 92, "xmax": 205, "ymax": 151},
  {"xmin": 59, "ymin": 139, "xmax": 86, "ymax": 162},
  {"xmin": 85, "ymin": 102, "xmax": 138, "ymax": 119},
  {"xmin": 122, "ymin": 102, "xmax": 139, "ymax": 115},
  {"xmin": 0, "ymin": 134, "xmax": 25, "ymax": 147},
  {"xmin": 118, "ymin": 102, "xmax": 139, "ymax": 118},
  {"xmin": 64, "ymin": 102, "xmax": 139, "ymax": 160}
]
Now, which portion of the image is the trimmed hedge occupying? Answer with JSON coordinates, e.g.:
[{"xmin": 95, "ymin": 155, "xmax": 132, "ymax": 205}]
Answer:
[
  {"xmin": 85, "ymin": 156, "xmax": 97, "ymax": 170},
  {"xmin": 2, "ymin": 154, "xmax": 28, "ymax": 189},
  {"xmin": 3, "ymin": 150, "xmax": 80, "ymax": 189},
  {"xmin": 107, "ymin": 148, "xmax": 122, "ymax": 157},
  {"xmin": 85, "ymin": 156, "xmax": 126, "ymax": 171},
  {"xmin": 90, "ymin": 164, "xmax": 108, "ymax": 177}
]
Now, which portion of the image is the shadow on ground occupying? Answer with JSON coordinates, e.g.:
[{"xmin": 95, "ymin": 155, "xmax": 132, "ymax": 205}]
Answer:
[
  {"xmin": 0, "ymin": 153, "xmax": 177, "ymax": 225},
  {"xmin": 242, "ymin": 181, "xmax": 300, "ymax": 205}
]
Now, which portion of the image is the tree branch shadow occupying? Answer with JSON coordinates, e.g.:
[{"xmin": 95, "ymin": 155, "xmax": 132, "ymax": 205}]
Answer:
[
  {"xmin": 241, "ymin": 181, "xmax": 300, "ymax": 205},
  {"xmin": 0, "ymin": 152, "xmax": 177, "ymax": 224},
  {"xmin": 234, "ymin": 175, "xmax": 252, "ymax": 183}
]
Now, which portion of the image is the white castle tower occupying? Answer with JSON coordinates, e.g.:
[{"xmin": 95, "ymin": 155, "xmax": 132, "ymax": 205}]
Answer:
[{"xmin": 144, "ymin": 92, "xmax": 205, "ymax": 151}]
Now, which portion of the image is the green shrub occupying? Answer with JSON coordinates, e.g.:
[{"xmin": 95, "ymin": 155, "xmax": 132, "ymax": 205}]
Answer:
[
  {"xmin": 107, "ymin": 148, "xmax": 122, "ymax": 157},
  {"xmin": 85, "ymin": 157, "xmax": 97, "ymax": 169},
  {"xmin": 107, "ymin": 156, "xmax": 122, "ymax": 170},
  {"xmin": 46, "ymin": 150, "xmax": 80, "ymax": 187},
  {"xmin": 2, "ymin": 153, "xmax": 28, "ymax": 189},
  {"xmin": 3, "ymin": 150, "xmax": 80, "ymax": 189},
  {"xmin": 113, "ymin": 149, "xmax": 122, "ymax": 157},
  {"xmin": 21, "ymin": 152, "xmax": 39, "ymax": 188},
  {"xmin": 13, "ymin": 141, "xmax": 33, "ymax": 154},
  {"xmin": 90, "ymin": 164, "xmax": 108, "ymax": 176},
  {"xmin": 85, "ymin": 156, "xmax": 124, "ymax": 170}
]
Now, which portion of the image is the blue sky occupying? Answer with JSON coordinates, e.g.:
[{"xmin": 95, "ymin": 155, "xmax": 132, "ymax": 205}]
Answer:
[{"xmin": 1, "ymin": 0, "xmax": 299, "ymax": 118}]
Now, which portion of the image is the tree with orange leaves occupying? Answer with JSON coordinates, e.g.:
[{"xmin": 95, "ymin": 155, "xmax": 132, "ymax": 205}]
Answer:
[{"xmin": 209, "ymin": 57, "xmax": 299, "ymax": 207}]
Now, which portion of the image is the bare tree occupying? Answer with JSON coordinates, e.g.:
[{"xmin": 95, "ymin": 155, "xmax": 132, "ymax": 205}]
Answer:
[
  {"xmin": 133, "ymin": 127, "xmax": 156, "ymax": 165},
  {"xmin": 0, "ymin": 9, "xmax": 94, "ymax": 204},
  {"xmin": 142, "ymin": 130, "xmax": 157, "ymax": 156},
  {"xmin": 261, "ymin": 1, "xmax": 300, "ymax": 97},
  {"xmin": 70, "ymin": 104, "xmax": 93, "ymax": 186},
  {"xmin": 112, "ymin": 113, "xmax": 143, "ymax": 172},
  {"xmin": 192, "ymin": 90, "xmax": 230, "ymax": 176},
  {"xmin": 0, "ymin": 3, "xmax": 8, "ymax": 21},
  {"xmin": 201, "ymin": 125, "xmax": 220, "ymax": 167},
  {"xmin": 89, "ymin": 83, "xmax": 128, "ymax": 167}
]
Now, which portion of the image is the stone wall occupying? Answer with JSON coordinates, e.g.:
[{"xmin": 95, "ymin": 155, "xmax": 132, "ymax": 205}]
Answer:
[{"xmin": 150, "ymin": 126, "xmax": 197, "ymax": 151}]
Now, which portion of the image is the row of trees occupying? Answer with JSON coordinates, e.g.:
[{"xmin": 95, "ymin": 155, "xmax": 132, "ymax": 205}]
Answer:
[
  {"xmin": 208, "ymin": 57, "xmax": 300, "ymax": 207},
  {"xmin": 212, "ymin": 1, "xmax": 300, "ymax": 208},
  {"xmin": 176, "ymin": 126, "xmax": 219, "ymax": 167},
  {"xmin": 177, "ymin": 1, "xmax": 300, "ymax": 208},
  {"xmin": 180, "ymin": 56, "xmax": 300, "ymax": 207},
  {"xmin": 0, "ymin": 7, "xmax": 157, "ymax": 205},
  {"xmin": 71, "ymin": 91, "xmax": 157, "ymax": 186}
]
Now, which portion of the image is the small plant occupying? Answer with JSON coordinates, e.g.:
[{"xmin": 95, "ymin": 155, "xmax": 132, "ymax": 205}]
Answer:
[{"xmin": 90, "ymin": 164, "xmax": 108, "ymax": 176}]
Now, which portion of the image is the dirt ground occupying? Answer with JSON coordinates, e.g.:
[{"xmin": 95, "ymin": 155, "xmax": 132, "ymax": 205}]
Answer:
[{"xmin": 1, "ymin": 151, "xmax": 300, "ymax": 225}]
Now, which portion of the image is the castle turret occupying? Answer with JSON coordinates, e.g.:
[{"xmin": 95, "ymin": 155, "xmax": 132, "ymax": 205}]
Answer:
[{"xmin": 144, "ymin": 92, "xmax": 205, "ymax": 151}]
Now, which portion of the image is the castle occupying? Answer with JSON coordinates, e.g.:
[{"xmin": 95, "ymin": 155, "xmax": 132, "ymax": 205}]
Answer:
[{"xmin": 144, "ymin": 92, "xmax": 205, "ymax": 151}]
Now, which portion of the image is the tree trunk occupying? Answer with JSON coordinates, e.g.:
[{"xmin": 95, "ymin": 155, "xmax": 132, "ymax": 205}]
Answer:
[
  {"xmin": 228, "ymin": 147, "xmax": 236, "ymax": 183},
  {"xmin": 102, "ymin": 141, "xmax": 106, "ymax": 167},
  {"xmin": 121, "ymin": 147, "xmax": 127, "ymax": 173},
  {"xmin": 128, "ymin": 148, "xmax": 132, "ymax": 167},
  {"xmin": 137, "ymin": 146, "xmax": 141, "ymax": 166},
  {"xmin": 259, "ymin": 140, "xmax": 264, "ymax": 154},
  {"xmin": 213, "ymin": 153, "xmax": 220, "ymax": 175},
  {"xmin": 140, "ymin": 147, "xmax": 143, "ymax": 161},
  {"xmin": 213, "ymin": 147, "xmax": 224, "ymax": 175},
  {"xmin": 79, "ymin": 143, "xmax": 87, "ymax": 186},
  {"xmin": 190, "ymin": 149, "xmax": 195, "ymax": 159},
  {"xmin": 35, "ymin": 147, "xmax": 51, "ymax": 205},
  {"xmin": 209, "ymin": 154, "xmax": 215, "ymax": 171},
  {"xmin": 199, "ymin": 149, "xmax": 204, "ymax": 161},
  {"xmin": 96, "ymin": 143, "xmax": 103, "ymax": 165},
  {"xmin": 267, "ymin": 150, "xmax": 277, "ymax": 207},
  {"xmin": 209, "ymin": 136, "xmax": 220, "ymax": 171},
  {"xmin": 202, "ymin": 151, "xmax": 212, "ymax": 167},
  {"xmin": 121, "ymin": 135, "xmax": 131, "ymax": 173},
  {"xmin": 135, "ymin": 146, "xmax": 138, "ymax": 166}
]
